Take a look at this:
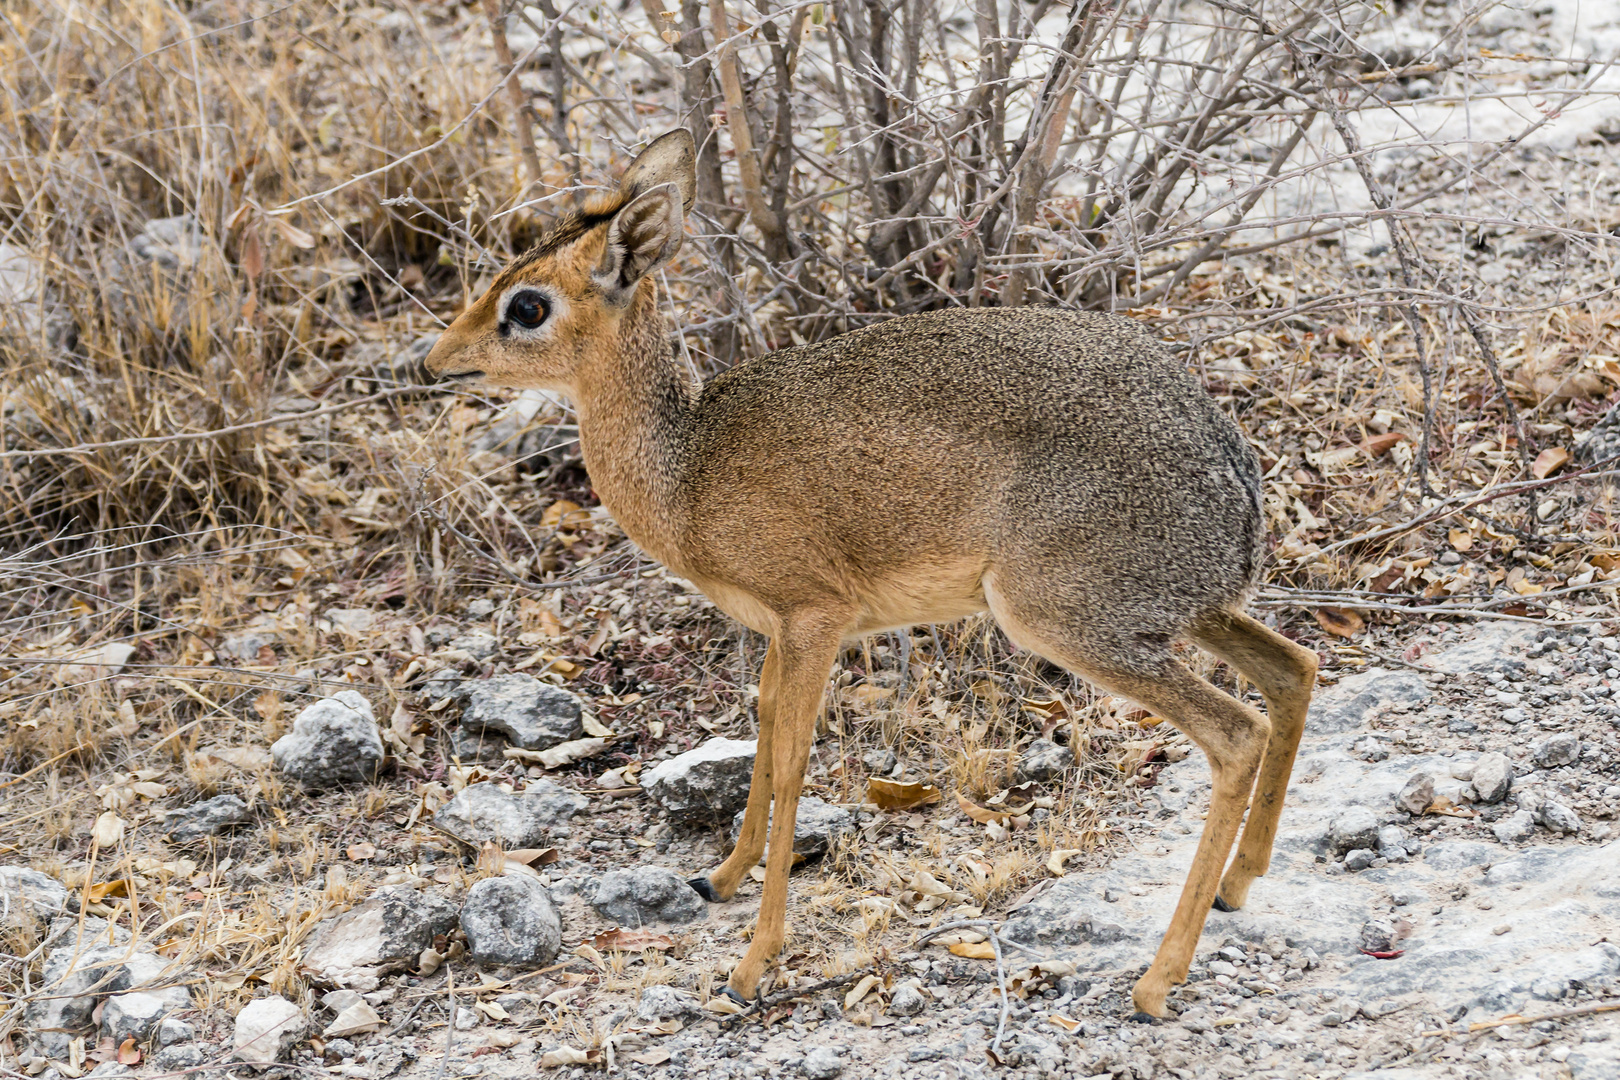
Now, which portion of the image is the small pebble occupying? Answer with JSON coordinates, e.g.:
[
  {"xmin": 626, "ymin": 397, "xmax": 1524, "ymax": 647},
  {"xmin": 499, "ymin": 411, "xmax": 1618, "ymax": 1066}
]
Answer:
[{"xmin": 1493, "ymin": 924, "xmax": 1512, "ymax": 936}]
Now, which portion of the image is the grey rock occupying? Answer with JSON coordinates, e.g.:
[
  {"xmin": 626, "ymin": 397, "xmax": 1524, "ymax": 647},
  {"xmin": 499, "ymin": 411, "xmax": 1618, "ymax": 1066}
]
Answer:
[
  {"xmin": 1343, "ymin": 848, "xmax": 1376, "ymax": 871},
  {"xmin": 1309, "ymin": 669, "xmax": 1431, "ymax": 734},
  {"xmin": 641, "ymin": 737, "xmax": 757, "ymax": 822},
  {"xmin": 1471, "ymin": 752, "xmax": 1513, "ymax": 804},
  {"xmin": 233, "ymin": 996, "xmax": 305, "ymax": 1069},
  {"xmin": 1395, "ymin": 772, "xmax": 1435, "ymax": 815},
  {"xmin": 151, "ymin": 1043, "xmax": 204, "ymax": 1071},
  {"xmin": 129, "ymin": 215, "xmax": 204, "ymax": 273},
  {"xmin": 1352, "ymin": 735, "xmax": 1389, "ymax": 762},
  {"xmin": 1492, "ymin": 808, "xmax": 1539, "ymax": 841},
  {"xmin": 301, "ymin": 886, "xmax": 460, "ymax": 991},
  {"xmin": 156, "ymin": 1016, "xmax": 194, "ymax": 1047},
  {"xmin": 101, "ymin": 989, "xmax": 189, "ymax": 1044},
  {"xmin": 1000, "ymin": 878, "xmax": 1131, "ymax": 950},
  {"xmin": 1576, "ymin": 402, "xmax": 1620, "ymax": 463},
  {"xmin": 1359, "ymin": 919, "xmax": 1396, "ymax": 953},
  {"xmin": 801, "ymin": 1046, "xmax": 844, "ymax": 1080},
  {"xmin": 1015, "ymin": 739, "xmax": 1075, "ymax": 784},
  {"xmin": 0, "ymin": 866, "xmax": 72, "ymax": 925},
  {"xmin": 164, "ymin": 794, "xmax": 252, "ymax": 842},
  {"xmin": 270, "ymin": 691, "xmax": 383, "ymax": 788},
  {"xmin": 635, "ymin": 985, "xmax": 700, "ymax": 1023},
  {"xmin": 1327, "ymin": 806, "xmax": 1382, "ymax": 855},
  {"xmin": 1377, "ymin": 825, "xmax": 1408, "ymax": 856},
  {"xmin": 447, "ymin": 725, "xmax": 509, "ymax": 765},
  {"xmin": 419, "ymin": 669, "xmax": 469, "ymax": 705},
  {"xmin": 218, "ymin": 630, "xmax": 277, "ymax": 662},
  {"xmin": 433, "ymin": 780, "xmax": 586, "ymax": 848},
  {"xmin": 862, "ymin": 748, "xmax": 897, "ymax": 775},
  {"xmin": 889, "ymin": 984, "xmax": 928, "ymax": 1017},
  {"xmin": 1423, "ymin": 841, "xmax": 1496, "ymax": 871},
  {"xmin": 24, "ymin": 938, "xmax": 181, "ymax": 1057},
  {"xmin": 448, "ymin": 631, "xmax": 501, "ymax": 662},
  {"xmin": 460, "ymin": 674, "xmax": 584, "ymax": 751},
  {"xmin": 1532, "ymin": 732, "xmax": 1580, "ymax": 769},
  {"xmin": 593, "ymin": 867, "xmax": 707, "ymax": 926},
  {"xmin": 1538, "ymin": 799, "xmax": 1582, "ymax": 834},
  {"xmin": 728, "ymin": 795, "xmax": 854, "ymax": 858},
  {"xmin": 461, "ymin": 876, "xmax": 561, "ymax": 967}
]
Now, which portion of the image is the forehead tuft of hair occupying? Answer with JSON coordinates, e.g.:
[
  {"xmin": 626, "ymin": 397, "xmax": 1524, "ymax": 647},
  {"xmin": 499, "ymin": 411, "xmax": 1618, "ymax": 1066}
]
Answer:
[{"xmin": 492, "ymin": 190, "xmax": 630, "ymax": 288}]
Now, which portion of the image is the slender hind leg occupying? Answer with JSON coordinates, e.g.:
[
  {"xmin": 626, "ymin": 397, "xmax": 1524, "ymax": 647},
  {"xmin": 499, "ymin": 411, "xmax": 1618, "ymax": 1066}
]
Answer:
[
  {"xmin": 694, "ymin": 640, "xmax": 783, "ymax": 902},
  {"xmin": 725, "ymin": 611, "xmax": 843, "ymax": 1000},
  {"xmin": 986, "ymin": 596, "xmax": 1269, "ymax": 1019},
  {"xmin": 1191, "ymin": 610, "xmax": 1318, "ymax": 910}
]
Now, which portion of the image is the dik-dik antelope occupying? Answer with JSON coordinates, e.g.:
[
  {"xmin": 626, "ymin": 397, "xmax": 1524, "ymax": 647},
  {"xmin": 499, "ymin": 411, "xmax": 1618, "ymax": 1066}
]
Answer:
[{"xmin": 425, "ymin": 130, "xmax": 1317, "ymax": 1019}]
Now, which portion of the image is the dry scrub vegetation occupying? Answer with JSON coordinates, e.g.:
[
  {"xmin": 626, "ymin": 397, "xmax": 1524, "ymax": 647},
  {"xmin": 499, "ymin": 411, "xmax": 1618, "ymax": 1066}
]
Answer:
[{"xmin": 2, "ymin": 0, "xmax": 1620, "ymax": 1066}]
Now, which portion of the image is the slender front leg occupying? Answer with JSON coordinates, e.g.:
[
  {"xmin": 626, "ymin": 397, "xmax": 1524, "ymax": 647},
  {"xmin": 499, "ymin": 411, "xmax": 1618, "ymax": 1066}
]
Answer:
[
  {"xmin": 695, "ymin": 639, "xmax": 782, "ymax": 902},
  {"xmin": 725, "ymin": 614, "xmax": 842, "ymax": 1000}
]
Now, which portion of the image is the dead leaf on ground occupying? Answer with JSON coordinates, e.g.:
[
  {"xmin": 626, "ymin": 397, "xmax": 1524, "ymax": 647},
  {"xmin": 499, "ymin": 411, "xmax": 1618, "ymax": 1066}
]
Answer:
[
  {"xmin": 592, "ymin": 928, "xmax": 676, "ymax": 953},
  {"xmin": 1047, "ymin": 1014, "xmax": 1081, "ymax": 1033},
  {"xmin": 539, "ymin": 1046, "xmax": 594, "ymax": 1066},
  {"xmin": 504, "ymin": 738, "xmax": 609, "ymax": 769},
  {"xmin": 346, "ymin": 843, "xmax": 377, "ymax": 861},
  {"xmin": 1315, "ymin": 607, "xmax": 1365, "ymax": 638},
  {"xmin": 505, "ymin": 847, "xmax": 560, "ymax": 867},
  {"xmin": 1046, "ymin": 849, "xmax": 1082, "ymax": 877},
  {"xmin": 867, "ymin": 778, "xmax": 941, "ymax": 811},
  {"xmin": 1532, "ymin": 446, "xmax": 1571, "ymax": 479},
  {"xmin": 1448, "ymin": 528, "xmax": 1475, "ymax": 552},
  {"xmin": 627, "ymin": 1048, "xmax": 672, "ymax": 1065},
  {"xmin": 91, "ymin": 812, "xmax": 125, "ymax": 847},
  {"xmin": 844, "ymin": 973, "xmax": 883, "ymax": 1009},
  {"xmin": 117, "ymin": 1038, "xmax": 140, "ymax": 1065},
  {"xmin": 1360, "ymin": 431, "xmax": 1406, "ymax": 457},
  {"xmin": 1423, "ymin": 795, "xmax": 1476, "ymax": 819},
  {"xmin": 85, "ymin": 879, "xmax": 132, "ymax": 903},
  {"xmin": 948, "ymin": 941, "xmax": 997, "ymax": 959},
  {"xmin": 956, "ymin": 792, "xmax": 1010, "ymax": 825},
  {"xmin": 1021, "ymin": 697, "xmax": 1067, "ymax": 721},
  {"xmin": 702, "ymin": 996, "xmax": 745, "ymax": 1015}
]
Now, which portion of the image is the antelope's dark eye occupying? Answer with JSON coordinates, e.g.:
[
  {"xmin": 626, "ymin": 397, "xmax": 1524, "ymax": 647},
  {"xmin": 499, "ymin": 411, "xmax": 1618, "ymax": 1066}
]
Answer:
[{"xmin": 507, "ymin": 290, "xmax": 548, "ymax": 330}]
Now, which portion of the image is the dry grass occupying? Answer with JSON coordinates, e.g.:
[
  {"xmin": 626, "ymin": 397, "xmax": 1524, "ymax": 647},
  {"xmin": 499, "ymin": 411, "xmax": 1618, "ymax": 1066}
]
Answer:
[{"xmin": 3, "ymin": 0, "xmax": 1620, "ymax": 1061}]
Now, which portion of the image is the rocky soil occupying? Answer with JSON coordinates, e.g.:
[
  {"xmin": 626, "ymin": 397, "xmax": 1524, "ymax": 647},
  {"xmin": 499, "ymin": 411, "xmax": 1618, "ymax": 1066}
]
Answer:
[{"xmin": 5, "ymin": 622, "xmax": 1618, "ymax": 1080}]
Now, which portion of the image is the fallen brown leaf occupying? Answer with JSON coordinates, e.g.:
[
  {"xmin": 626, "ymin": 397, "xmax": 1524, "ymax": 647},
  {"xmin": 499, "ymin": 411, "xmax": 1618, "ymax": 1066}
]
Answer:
[
  {"xmin": 592, "ymin": 927, "xmax": 676, "ymax": 952},
  {"xmin": 948, "ymin": 941, "xmax": 997, "ymax": 959},
  {"xmin": 1315, "ymin": 607, "xmax": 1365, "ymax": 638},
  {"xmin": 346, "ymin": 843, "xmax": 377, "ymax": 861},
  {"xmin": 867, "ymin": 778, "xmax": 941, "ymax": 811},
  {"xmin": 1360, "ymin": 431, "xmax": 1406, "ymax": 457},
  {"xmin": 956, "ymin": 792, "xmax": 1010, "ymax": 825},
  {"xmin": 1532, "ymin": 446, "xmax": 1570, "ymax": 480}
]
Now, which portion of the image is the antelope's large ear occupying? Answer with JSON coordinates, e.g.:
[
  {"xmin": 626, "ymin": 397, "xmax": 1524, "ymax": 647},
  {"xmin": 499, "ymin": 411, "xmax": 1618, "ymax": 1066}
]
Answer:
[
  {"xmin": 594, "ymin": 182, "xmax": 684, "ymax": 306},
  {"xmin": 619, "ymin": 129, "xmax": 697, "ymax": 213}
]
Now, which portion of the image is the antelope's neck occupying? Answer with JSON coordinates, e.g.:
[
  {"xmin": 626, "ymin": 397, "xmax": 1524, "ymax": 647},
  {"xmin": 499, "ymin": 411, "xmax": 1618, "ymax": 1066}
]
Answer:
[{"xmin": 571, "ymin": 289, "xmax": 696, "ymax": 571}]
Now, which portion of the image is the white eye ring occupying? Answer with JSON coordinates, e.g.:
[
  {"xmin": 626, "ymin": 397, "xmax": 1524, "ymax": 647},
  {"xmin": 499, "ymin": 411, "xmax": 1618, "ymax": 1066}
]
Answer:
[{"xmin": 498, "ymin": 285, "xmax": 567, "ymax": 339}]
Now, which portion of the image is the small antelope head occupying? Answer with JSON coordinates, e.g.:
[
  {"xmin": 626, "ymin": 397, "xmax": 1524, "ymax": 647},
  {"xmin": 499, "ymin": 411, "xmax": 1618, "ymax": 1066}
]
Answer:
[{"xmin": 424, "ymin": 130, "xmax": 697, "ymax": 392}]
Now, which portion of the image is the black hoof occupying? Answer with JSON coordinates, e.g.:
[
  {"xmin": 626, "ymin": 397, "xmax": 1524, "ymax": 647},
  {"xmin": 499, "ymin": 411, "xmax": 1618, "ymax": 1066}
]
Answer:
[
  {"xmin": 1128, "ymin": 1011, "xmax": 1158, "ymax": 1024},
  {"xmin": 719, "ymin": 985, "xmax": 750, "ymax": 1006},
  {"xmin": 1211, "ymin": 894, "xmax": 1236, "ymax": 913},
  {"xmin": 688, "ymin": 877, "xmax": 722, "ymax": 903}
]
